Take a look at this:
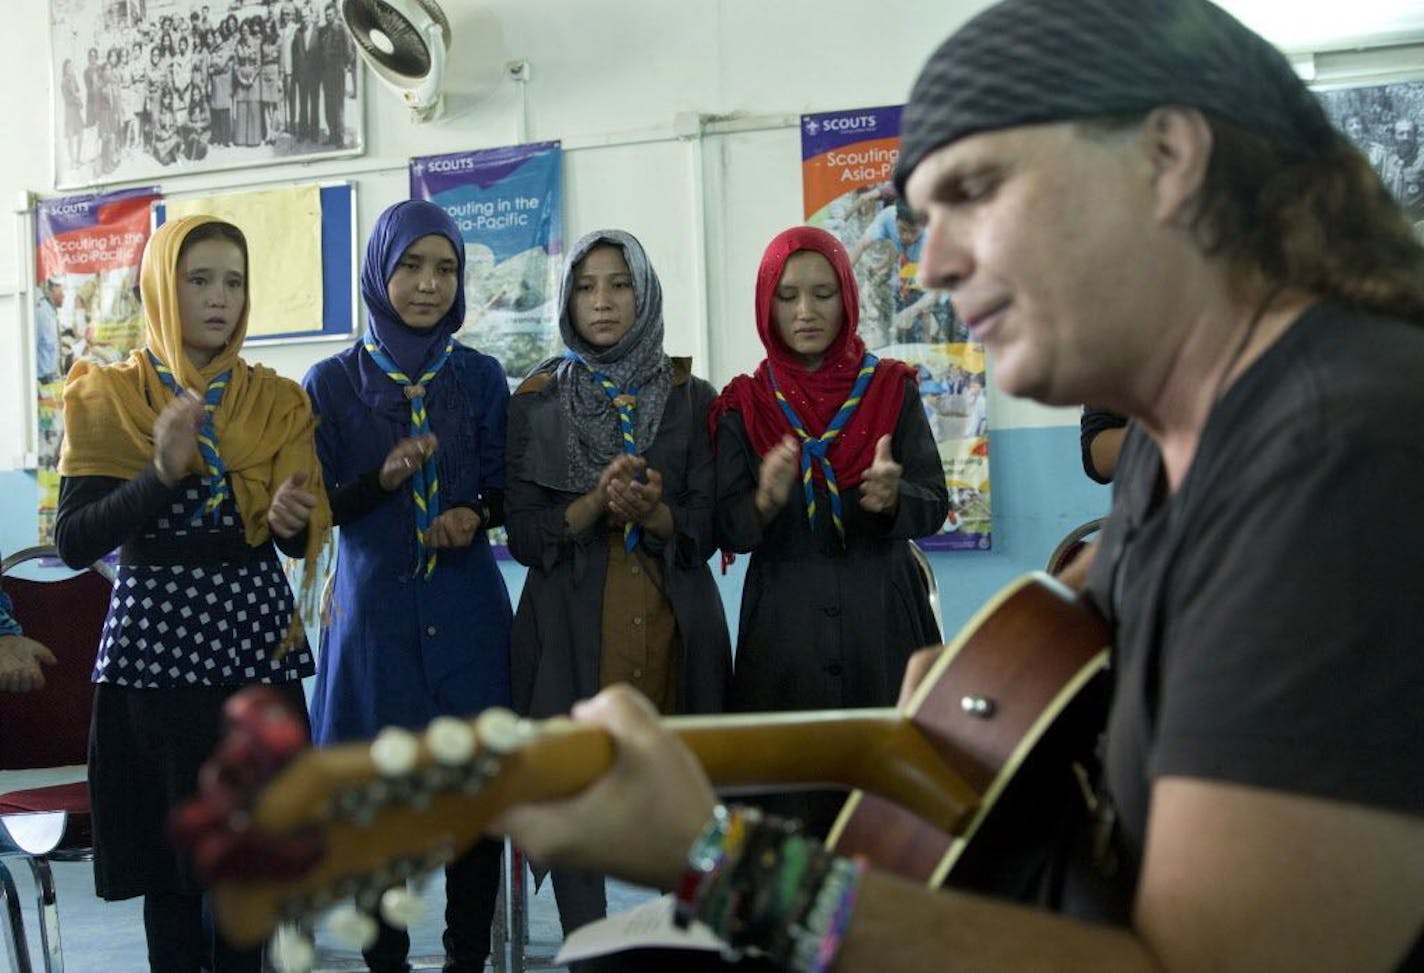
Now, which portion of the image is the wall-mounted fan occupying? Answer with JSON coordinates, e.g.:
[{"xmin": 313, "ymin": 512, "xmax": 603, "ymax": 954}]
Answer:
[{"xmin": 341, "ymin": 0, "xmax": 451, "ymax": 122}]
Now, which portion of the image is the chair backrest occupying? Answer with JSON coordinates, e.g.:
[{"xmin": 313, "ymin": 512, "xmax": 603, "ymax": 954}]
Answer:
[
  {"xmin": 0, "ymin": 546, "xmax": 113, "ymax": 771},
  {"xmin": 1045, "ymin": 517, "xmax": 1106, "ymax": 576},
  {"xmin": 907, "ymin": 539, "xmax": 944, "ymax": 638}
]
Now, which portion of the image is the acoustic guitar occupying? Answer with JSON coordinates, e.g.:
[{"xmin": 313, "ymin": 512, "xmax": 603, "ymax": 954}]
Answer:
[{"xmin": 175, "ymin": 571, "xmax": 1109, "ymax": 950}]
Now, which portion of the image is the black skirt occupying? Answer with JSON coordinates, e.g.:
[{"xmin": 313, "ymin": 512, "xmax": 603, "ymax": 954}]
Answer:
[{"xmin": 88, "ymin": 680, "xmax": 308, "ymax": 900}]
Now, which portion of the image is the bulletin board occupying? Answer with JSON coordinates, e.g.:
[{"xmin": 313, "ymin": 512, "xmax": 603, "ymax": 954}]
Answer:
[{"xmin": 154, "ymin": 182, "xmax": 358, "ymax": 345}]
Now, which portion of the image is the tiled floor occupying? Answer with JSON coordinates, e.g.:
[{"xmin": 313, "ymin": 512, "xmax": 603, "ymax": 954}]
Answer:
[{"xmin": 3, "ymin": 844, "xmax": 652, "ymax": 972}]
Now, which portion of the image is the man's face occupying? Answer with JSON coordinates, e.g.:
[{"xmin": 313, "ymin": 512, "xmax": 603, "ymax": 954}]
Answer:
[
  {"xmin": 904, "ymin": 122, "xmax": 1170, "ymax": 407},
  {"xmin": 1395, "ymin": 120, "xmax": 1417, "ymax": 154},
  {"xmin": 48, "ymin": 283, "xmax": 64, "ymax": 307}
]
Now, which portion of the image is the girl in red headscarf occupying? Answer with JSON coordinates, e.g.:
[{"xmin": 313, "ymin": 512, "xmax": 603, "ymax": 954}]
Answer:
[{"xmin": 710, "ymin": 225, "xmax": 949, "ymax": 838}]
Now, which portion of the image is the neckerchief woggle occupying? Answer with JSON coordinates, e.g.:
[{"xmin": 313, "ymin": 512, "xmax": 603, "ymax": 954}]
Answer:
[
  {"xmin": 364, "ymin": 336, "xmax": 455, "ymax": 578},
  {"xmin": 768, "ymin": 352, "xmax": 879, "ymax": 544}
]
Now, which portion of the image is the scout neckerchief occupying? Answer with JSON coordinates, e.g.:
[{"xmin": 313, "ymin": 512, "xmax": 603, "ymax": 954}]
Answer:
[
  {"xmin": 769, "ymin": 352, "xmax": 879, "ymax": 544},
  {"xmin": 148, "ymin": 350, "xmax": 232, "ymax": 523},
  {"xmin": 569, "ymin": 351, "xmax": 643, "ymax": 552},
  {"xmin": 363, "ymin": 336, "xmax": 455, "ymax": 578}
]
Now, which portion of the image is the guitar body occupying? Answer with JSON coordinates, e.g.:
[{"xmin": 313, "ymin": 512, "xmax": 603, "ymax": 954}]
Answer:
[{"xmin": 828, "ymin": 572, "xmax": 1109, "ymax": 900}]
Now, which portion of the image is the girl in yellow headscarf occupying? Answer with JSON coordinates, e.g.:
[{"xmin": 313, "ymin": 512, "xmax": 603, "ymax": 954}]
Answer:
[{"xmin": 54, "ymin": 215, "xmax": 329, "ymax": 971}]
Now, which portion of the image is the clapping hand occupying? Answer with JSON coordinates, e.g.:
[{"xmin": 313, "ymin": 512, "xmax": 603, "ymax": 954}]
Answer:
[
  {"xmin": 607, "ymin": 468, "xmax": 664, "ymax": 525},
  {"xmin": 858, "ymin": 435, "xmax": 902, "ymax": 514},
  {"xmin": 755, "ymin": 435, "xmax": 800, "ymax": 523},
  {"xmin": 267, "ymin": 471, "xmax": 318, "ymax": 539},
  {"xmin": 595, "ymin": 455, "xmax": 646, "ymax": 525},
  {"xmin": 153, "ymin": 390, "xmax": 205, "ymax": 486},
  {"xmin": 425, "ymin": 507, "xmax": 481, "ymax": 549},
  {"xmin": 379, "ymin": 434, "xmax": 439, "ymax": 492}
]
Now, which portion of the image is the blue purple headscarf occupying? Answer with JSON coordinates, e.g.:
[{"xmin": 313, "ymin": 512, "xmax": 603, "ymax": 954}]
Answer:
[{"xmin": 357, "ymin": 199, "xmax": 467, "ymax": 412}]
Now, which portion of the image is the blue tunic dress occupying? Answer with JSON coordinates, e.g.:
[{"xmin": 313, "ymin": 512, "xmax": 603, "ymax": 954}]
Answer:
[{"xmin": 303, "ymin": 342, "xmax": 513, "ymax": 743}]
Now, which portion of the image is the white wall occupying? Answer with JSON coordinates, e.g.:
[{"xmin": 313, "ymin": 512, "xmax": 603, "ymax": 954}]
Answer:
[{"xmin": 4, "ymin": 0, "xmax": 1424, "ymax": 468}]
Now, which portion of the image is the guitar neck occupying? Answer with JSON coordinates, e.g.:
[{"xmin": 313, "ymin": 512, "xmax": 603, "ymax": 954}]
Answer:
[
  {"xmin": 254, "ymin": 708, "xmax": 978, "ymax": 838},
  {"xmin": 671, "ymin": 710, "xmax": 979, "ymax": 833}
]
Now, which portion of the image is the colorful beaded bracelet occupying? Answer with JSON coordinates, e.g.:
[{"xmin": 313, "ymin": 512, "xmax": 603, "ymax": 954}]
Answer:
[{"xmin": 673, "ymin": 804, "xmax": 866, "ymax": 973}]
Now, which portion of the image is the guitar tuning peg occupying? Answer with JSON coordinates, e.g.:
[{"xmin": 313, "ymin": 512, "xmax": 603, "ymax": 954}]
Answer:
[
  {"xmin": 270, "ymin": 925, "xmax": 317, "ymax": 973},
  {"xmin": 379, "ymin": 884, "xmax": 424, "ymax": 929},
  {"xmin": 474, "ymin": 707, "xmax": 524, "ymax": 755},
  {"xmin": 426, "ymin": 716, "xmax": 476, "ymax": 765},
  {"xmin": 370, "ymin": 726, "xmax": 421, "ymax": 777},
  {"xmin": 325, "ymin": 905, "xmax": 379, "ymax": 949}
]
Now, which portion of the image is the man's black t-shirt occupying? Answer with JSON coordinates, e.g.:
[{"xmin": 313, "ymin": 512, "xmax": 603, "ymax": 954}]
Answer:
[{"xmin": 1076, "ymin": 302, "xmax": 1424, "ymax": 965}]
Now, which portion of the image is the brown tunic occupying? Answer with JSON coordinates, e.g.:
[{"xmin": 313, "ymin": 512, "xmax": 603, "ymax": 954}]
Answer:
[{"xmin": 599, "ymin": 529, "xmax": 680, "ymax": 713}]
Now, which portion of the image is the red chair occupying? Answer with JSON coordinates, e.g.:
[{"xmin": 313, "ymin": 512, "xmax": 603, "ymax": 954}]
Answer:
[{"xmin": 0, "ymin": 545, "xmax": 113, "ymax": 973}]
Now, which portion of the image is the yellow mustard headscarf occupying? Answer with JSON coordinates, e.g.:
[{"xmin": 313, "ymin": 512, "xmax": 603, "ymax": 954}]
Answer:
[{"xmin": 59, "ymin": 214, "xmax": 331, "ymax": 652}]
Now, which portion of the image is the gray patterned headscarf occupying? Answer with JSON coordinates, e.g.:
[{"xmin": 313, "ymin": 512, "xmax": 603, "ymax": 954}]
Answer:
[
  {"xmin": 894, "ymin": 0, "xmax": 1336, "ymax": 194},
  {"xmin": 547, "ymin": 228, "xmax": 672, "ymax": 493}
]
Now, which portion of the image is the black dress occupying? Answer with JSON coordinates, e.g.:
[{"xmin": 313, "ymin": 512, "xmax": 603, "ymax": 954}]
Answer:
[{"xmin": 715, "ymin": 379, "xmax": 949, "ymax": 837}]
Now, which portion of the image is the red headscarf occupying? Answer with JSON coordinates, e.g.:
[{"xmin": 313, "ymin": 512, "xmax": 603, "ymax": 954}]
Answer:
[{"xmin": 709, "ymin": 226, "xmax": 915, "ymax": 488}]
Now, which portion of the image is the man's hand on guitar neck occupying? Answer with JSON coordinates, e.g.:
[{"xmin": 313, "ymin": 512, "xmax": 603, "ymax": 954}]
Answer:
[{"xmin": 491, "ymin": 685, "xmax": 717, "ymax": 890}]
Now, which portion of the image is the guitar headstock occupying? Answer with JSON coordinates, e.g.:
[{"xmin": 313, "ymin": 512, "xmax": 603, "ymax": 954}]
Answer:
[{"xmin": 172, "ymin": 687, "xmax": 616, "ymax": 958}]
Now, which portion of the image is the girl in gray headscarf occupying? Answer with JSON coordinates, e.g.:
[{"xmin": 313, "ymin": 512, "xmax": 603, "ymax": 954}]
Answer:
[{"xmin": 505, "ymin": 228, "xmax": 732, "ymax": 943}]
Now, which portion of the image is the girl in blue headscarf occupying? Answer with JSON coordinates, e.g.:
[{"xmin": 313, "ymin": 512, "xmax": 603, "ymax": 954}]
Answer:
[{"xmin": 302, "ymin": 199, "xmax": 511, "ymax": 973}]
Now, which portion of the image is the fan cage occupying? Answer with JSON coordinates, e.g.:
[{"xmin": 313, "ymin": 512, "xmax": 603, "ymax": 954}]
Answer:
[{"xmin": 342, "ymin": 0, "xmax": 449, "ymax": 83}]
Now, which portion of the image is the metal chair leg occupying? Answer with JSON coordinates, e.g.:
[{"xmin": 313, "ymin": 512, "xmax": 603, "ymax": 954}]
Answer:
[
  {"xmin": 491, "ymin": 844, "xmax": 508, "ymax": 973},
  {"xmin": 0, "ymin": 858, "xmax": 33, "ymax": 973},
  {"xmin": 23, "ymin": 859, "xmax": 61, "ymax": 973},
  {"xmin": 505, "ymin": 839, "xmax": 526, "ymax": 973}
]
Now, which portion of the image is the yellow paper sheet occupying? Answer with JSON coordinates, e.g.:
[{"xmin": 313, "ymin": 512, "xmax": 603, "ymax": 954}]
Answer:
[{"xmin": 167, "ymin": 185, "xmax": 324, "ymax": 338}]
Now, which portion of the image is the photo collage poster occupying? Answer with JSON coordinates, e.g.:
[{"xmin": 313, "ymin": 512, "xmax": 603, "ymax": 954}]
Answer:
[
  {"xmin": 1317, "ymin": 79, "xmax": 1424, "ymax": 239},
  {"xmin": 49, "ymin": 0, "xmax": 363, "ymax": 190},
  {"xmin": 801, "ymin": 106, "xmax": 990, "ymax": 550}
]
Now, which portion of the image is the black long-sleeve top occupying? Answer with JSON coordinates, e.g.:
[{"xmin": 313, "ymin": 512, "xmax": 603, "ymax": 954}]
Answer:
[{"xmin": 55, "ymin": 469, "xmax": 308, "ymax": 569}]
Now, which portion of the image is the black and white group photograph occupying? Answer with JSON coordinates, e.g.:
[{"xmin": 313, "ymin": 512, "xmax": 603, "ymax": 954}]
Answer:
[
  {"xmin": 50, "ymin": 0, "xmax": 363, "ymax": 188},
  {"xmin": 1320, "ymin": 79, "xmax": 1424, "ymax": 238}
]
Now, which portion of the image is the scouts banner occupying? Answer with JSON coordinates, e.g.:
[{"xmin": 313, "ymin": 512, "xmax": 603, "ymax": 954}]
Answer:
[
  {"xmin": 410, "ymin": 141, "xmax": 564, "ymax": 389},
  {"xmin": 33, "ymin": 186, "xmax": 159, "ymax": 541},
  {"xmin": 802, "ymin": 106, "xmax": 991, "ymax": 550}
]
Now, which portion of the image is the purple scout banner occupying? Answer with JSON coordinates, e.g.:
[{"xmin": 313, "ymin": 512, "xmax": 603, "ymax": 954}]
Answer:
[{"xmin": 410, "ymin": 141, "xmax": 564, "ymax": 389}]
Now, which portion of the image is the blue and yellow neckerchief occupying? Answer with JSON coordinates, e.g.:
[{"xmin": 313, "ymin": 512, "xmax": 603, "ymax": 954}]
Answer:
[
  {"xmin": 147, "ymin": 350, "xmax": 232, "ymax": 523},
  {"xmin": 569, "ymin": 352, "xmax": 643, "ymax": 552},
  {"xmin": 768, "ymin": 353, "xmax": 879, "ymax": 544},
  {"xmin": 363, "ymin": 336, "xmax": 455, "ymax": 579}
]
